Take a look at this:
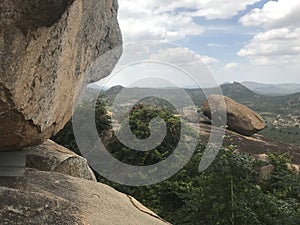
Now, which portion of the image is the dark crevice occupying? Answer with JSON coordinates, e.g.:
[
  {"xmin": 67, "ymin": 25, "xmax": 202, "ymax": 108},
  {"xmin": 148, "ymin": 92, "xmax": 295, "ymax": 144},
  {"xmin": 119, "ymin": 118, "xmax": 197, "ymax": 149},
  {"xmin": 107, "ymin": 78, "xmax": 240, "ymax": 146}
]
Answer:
[{"xmin": 15, "ymin": 0, "xmax": 75, "ymax": 34}]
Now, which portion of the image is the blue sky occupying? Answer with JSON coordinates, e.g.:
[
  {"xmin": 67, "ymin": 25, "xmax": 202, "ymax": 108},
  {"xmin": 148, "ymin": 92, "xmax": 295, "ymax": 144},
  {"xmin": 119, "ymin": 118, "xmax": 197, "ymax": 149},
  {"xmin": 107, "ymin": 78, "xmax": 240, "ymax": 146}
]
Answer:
[
  {"xmin": 97, "ymin": 0, "xmax": 300, "ymax": 87},
  {"xmin": 177, "ymin": 2, "xmax": 268, "ymax": 61}
]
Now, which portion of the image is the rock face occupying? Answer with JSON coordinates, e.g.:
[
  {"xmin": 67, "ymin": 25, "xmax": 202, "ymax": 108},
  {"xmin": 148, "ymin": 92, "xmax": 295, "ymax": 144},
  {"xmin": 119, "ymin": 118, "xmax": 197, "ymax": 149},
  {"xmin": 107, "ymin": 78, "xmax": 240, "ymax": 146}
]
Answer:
[
  {"xmin": 0, "ymin": 169, "xmax": 170, "ymax": 225},
  {"xmin": 202, "ymin": 95, "xmax": 265, "ymax": 136},
  {"xmin": 0, "ymin": 0, "xmax": 122, "ymax": 150},
  {"xmin": 25, "ymin": 139, "xmax": 96, "ymax": 181}
]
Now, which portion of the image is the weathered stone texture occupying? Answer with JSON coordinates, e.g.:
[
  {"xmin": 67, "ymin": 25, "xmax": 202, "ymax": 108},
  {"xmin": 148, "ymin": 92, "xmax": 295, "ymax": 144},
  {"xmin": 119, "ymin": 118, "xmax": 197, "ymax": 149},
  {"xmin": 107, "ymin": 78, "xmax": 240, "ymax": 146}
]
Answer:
[
  {"xmin": 0, "ymin": 0, "xmax": 122, "ymax": 150},
  {"xmin": 202, "ymin": 95, "xmax": 265, "ymax": 136},
  {"xmin": 0, "ymin": 169, "xmax": 170, "ymax": 225}
]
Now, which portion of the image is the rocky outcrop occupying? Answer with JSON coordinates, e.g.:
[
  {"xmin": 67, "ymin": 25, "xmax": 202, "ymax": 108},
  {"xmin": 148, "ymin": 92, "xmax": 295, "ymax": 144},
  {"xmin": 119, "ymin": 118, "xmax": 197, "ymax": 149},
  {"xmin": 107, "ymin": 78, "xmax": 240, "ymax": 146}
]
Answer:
[
  {"xmin": 0, "ymin": 140, "xmax": 171, "ymax": 224},
  {"xmin": 0, "ymin": 0, "xmax": 122, "ymax": 150},
  {"xmin": 188, "ymin": 121, "xmax": 300, "ymax": 165},
  {"xmin": 202, "ymin": 95, "xmax": 265, "ymax": 136},
  {"xmin": 25, "ymin": 139, "xmax": 96, "ymax": 181},
  {"xmin": 0, "ymin": 169, "xmax": 170, "ymax": 225}
]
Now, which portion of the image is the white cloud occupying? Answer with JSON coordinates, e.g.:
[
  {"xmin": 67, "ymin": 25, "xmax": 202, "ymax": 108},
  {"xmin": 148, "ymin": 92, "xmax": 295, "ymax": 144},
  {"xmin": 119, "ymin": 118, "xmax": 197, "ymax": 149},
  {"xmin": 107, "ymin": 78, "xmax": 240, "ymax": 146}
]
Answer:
[
  {"xmin": 149, "ymin": 47, "xmax": 218, "ymax": 66},
  {"xmin": 97, "ymin": 45, "xmax": 220, "ymax": 88},
  {"xmin": 119, "ymin": 12, "xmax": 204, "ymax": 42},
  {"xmin": 238, "ymin": 0, "xmax": 300, "ymax": 66},
  {"xmin": 224, "ymin": 62, "xmax": 240, "ymax": 70},
  {"xmin": 118, "ymin": 0, "xmax": 204, "ymax": 42},
  {"xmin": 240, "ymin": 0, "xmax": 300, "ymax": 28},
  {"xmin": 118, "ymin": 0, "xmax": 261, "ymax": 42},
  {"xmin": 198, "ymin": 55, "xmax": 219, "ymax": 65}
]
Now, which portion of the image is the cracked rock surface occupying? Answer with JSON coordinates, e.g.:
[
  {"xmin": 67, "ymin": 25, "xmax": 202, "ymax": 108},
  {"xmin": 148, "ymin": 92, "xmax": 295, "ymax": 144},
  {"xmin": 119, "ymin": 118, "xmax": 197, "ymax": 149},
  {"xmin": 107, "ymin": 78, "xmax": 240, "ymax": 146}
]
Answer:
[{"xmin": 0, "ymin": 0, "xmax": 122, "ymax": 150}]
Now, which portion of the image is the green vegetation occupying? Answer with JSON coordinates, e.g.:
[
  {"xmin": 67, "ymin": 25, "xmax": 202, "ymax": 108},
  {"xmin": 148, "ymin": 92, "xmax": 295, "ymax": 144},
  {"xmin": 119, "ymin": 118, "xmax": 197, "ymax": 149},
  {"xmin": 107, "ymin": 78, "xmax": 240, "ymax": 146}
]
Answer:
[
  {"xmin": 104, "ymin": 83, "xmax": 300, "ymax": 146},
  {"xmin": 101, "ymin": 145, "xmax": 300, "ymax": 225},
  {"xmin": 103, "ymin": 102, "xmax": 182, "ymax": 166},
  {"xmin": 52, "ymin": 96, "xmax": 111, "ymax": 155},
  {"xmin": 53, "ymin": 95, "xmax": 300, "ymax": 225},
  {"xmin": 260, "ymin": 126, "xmax": 300, "ymax": 146}
]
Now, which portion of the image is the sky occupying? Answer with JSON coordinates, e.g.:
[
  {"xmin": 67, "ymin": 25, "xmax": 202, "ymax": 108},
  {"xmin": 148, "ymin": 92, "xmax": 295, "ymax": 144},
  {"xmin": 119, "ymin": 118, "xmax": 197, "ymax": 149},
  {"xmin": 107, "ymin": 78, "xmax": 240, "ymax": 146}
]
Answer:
[{"xmin": 97, "ymin": 0, "xmax": 300, "ymax": 87}]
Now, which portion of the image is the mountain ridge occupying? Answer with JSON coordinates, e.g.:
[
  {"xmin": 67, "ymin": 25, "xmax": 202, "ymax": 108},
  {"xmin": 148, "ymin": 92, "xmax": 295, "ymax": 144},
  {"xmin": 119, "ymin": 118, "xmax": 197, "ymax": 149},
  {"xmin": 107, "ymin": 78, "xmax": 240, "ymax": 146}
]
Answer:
[
  {"xmin": 242, "ymin": 81, "xmax": 300, "ymax": 96},
  {"xmin": 100, "ymin": 82, "xmax": 300, "ymax": 114}
]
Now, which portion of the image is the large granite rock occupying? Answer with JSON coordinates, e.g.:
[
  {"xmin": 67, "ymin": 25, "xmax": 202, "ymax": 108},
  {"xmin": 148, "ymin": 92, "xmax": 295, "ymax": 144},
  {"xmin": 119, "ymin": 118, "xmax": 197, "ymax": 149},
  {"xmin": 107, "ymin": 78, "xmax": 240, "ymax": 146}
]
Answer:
[
  {"xmin": 24, "ymin": 139, "xmax": 97, "ymax": 181},
  {"xmin": 0, "ymin": 0, "xmax": 122, "ymax": 150},
  {"xmin": 202, "ymin": 95, "xmax": 265, "ymax": 136},
  {"xmin": 0, "ymin": 169, "xmax": 170, "ymax": 225}
]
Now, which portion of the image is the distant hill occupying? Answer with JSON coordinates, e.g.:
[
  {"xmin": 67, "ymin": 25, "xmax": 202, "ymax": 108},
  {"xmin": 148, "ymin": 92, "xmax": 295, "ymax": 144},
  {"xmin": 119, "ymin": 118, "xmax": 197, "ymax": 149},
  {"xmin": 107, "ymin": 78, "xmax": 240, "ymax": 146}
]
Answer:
[
  {"xmin": 90, "ymin": 81, "xmax": 300, "ymax": 96},
  {"xmin": 102, "ymin": 82, "xmax": 300, "ymax": 115},
  {"xmin": 219, "ymin": 83, "xmax": 300, "ymax": 114},
  {"xmin": 188, "ymin": 82, "xmax": 300, "ymax": 115},
  {"xmin": 220, "ymin": 82, "xmax": 260, "ymax": 100},
  {"xmin": 242, "ymin": 81, "xmax": 300, "ymax": 96},
  {"xmin": 101, "ymin": 82, "xmax": 300, "ymax": 146}
]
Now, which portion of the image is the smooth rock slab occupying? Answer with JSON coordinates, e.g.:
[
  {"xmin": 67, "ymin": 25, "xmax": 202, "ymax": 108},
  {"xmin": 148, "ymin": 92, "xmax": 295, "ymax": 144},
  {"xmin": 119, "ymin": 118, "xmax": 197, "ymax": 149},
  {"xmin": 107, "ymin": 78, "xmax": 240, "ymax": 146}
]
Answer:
[
  {"xmin": 202, "ymin": 95, "xmax": 265, "ymax": 136},
  {"xmin": 0, "ymin": 169, "xmax": 171, "ymax": 225},
  {"xmin": 0, "ymin": 0, "xmax": 122, "ymax": 150}
]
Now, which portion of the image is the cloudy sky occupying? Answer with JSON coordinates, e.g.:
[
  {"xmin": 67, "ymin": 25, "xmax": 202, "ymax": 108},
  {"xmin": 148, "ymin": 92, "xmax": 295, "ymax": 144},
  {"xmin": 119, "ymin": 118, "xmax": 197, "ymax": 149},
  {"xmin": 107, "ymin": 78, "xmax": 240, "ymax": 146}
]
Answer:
[{"xmin": 108, "ymin": 0, "xmax": 300, "ymax": 86}]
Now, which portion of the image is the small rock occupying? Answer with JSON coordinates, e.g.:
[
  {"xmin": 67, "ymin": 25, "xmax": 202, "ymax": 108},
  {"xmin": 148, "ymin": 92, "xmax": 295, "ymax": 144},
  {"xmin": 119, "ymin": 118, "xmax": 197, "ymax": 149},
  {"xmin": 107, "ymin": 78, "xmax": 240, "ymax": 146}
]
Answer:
[
  {"xmin": 253, "ymin": 154, "xmax": 270, "ymax": 163},
  {"xmin": 25, "ymin": 140, "xmax": 96, "ymax": 181},
  {"xmin": 287, "ymin": 163, "xmax": 300, "ymax": 173}
]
